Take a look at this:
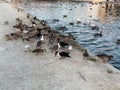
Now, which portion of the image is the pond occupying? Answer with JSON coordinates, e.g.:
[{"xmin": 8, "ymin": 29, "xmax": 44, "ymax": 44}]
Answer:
[{"xmin": 21, "ymin": 1, "xmax": 120, "ymax": 70}]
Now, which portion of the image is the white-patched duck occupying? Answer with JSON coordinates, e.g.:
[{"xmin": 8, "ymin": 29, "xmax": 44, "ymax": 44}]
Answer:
[
  {"xmin": 55, "ymin": 51, "xmax": 71, "ymax": 59},
  {"xmin": 57, "ymin": 41, "xmax": 72, "ymax": 50}
]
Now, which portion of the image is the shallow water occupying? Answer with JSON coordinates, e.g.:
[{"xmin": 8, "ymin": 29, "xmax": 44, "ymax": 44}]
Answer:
[{"xmin": 21, "ymin": 1, "xmax": 120, "ymax": 70}]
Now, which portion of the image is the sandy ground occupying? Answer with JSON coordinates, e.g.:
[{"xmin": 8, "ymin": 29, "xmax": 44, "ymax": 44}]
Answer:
[{"xmin": 0, "ymin": 1, "xmax": 120, "ymax": 90}]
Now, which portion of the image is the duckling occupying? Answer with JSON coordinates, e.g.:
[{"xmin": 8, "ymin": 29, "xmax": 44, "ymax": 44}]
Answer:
[
  {"xmin": 10, "ymin": 33, "xmax": 20, "ymax": 39},
  {"xmin": 31, "ymin": 21, "xmax": 37, "ymax": 26},
  {"xmin": 68, "ymin": 33, "xmax": 76, "ymax": 40},
  {"xmin": 60, "ymin": 26, "xmax": 68, "ymax": 30},
  {"xmin": 97, "ymin": 54, "xmax": 113, "ymax": 59},
  {"xmin": 41, "ymin": 20, "xmax": 47, "ymax": 25}
]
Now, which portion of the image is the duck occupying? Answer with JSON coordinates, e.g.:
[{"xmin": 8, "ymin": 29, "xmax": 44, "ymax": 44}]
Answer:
[
  {"xmin": 83, "ymin": 50, "xmax": 89, "ymax": 60},
  {"xmin": 32, "ymin": 48, "xmax": 46, "ymax": 55},
  {"xmin": 91, "ymin": 25, "xmax": 99, "ymax": 30},
  {"xmin": 97, "ymin": 54, "xmax": 113, "ymax": 63},
  {"xmin": 31, "ymin": 21, "xmax": 37, "ymax": 26},
  {"xmin": 77, "ymin": 19, "xmax": 81, "ymax": 24},
  {"xmin": 68, "ymin": 33, "xmax": 76, "ymax": 40},
  {"xmin": 94, "ymin": 31, "xmax": 103, "ymax": 37},
  {"xmin": 24, "ymin": 45, "xmax": 31, "ymax": 52},
  {"xmin": 36, "ymin": 40, "xmax": 43, "ymax": 48},
  {"xmin": 53, "ymin": 19, "xmax": 59, "ymax": 22},
  {"xmin": 63, "ymin": 15, "xmax": 67, "ymax": 18},
  {"xmin": 55, "ymin": 51, "xmax": 71, "ymax": 59},
  {"xmin": 33, "ymin": 16, "xmax": 37, "ymax": 20},
  {"xmin": 58, "ymin": 41, "xmax": 72, "ymax": 50},
  {"xmin": 34, "ymin": 32, "xmax": 42, "ymax": 39},
  {"xmin": 59, "ymin": 26, "xmax": 68, "ymax": 30}
]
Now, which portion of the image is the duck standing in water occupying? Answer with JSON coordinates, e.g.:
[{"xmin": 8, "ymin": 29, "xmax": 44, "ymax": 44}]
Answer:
[
  {"xmin": 55, "ymin": 51, "xmax": 71, "ymax": 59},
  {"xmin": 94, "ymin": 31, "xmax": 103, "ymax": 37}
]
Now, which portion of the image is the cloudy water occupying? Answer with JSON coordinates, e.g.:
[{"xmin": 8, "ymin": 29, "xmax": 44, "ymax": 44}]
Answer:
[{"xmin": 21, "ymin": 1, "xmax": 120, "ymax": 70}]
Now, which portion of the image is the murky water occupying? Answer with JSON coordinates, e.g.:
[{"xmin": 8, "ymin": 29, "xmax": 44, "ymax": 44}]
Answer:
[{"xmin": 21, "ymin": 1, "xmax": 120, "ymax": 70}]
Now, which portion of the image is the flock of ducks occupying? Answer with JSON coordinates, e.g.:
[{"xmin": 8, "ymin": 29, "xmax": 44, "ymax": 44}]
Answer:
[
  {"xmin": 4, "ymin": 13, "xmax": 77, "ymax": 59},
  {"xmin": 4, "ymin": 5, "xmax": 116, "ymax": 62}
]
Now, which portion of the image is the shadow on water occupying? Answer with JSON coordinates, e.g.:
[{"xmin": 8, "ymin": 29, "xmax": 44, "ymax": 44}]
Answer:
[{"xmin": 22, "ymin": 1, "xmax": 120, "ymax": 70}]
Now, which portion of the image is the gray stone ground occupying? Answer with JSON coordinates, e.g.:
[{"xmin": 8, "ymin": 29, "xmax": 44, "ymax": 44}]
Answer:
[{"xmin": 0, "ymin": 1, "xmax": 120, "ymax": 90}]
